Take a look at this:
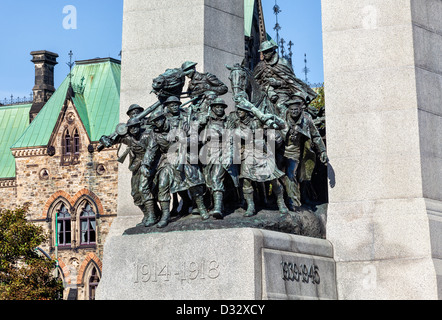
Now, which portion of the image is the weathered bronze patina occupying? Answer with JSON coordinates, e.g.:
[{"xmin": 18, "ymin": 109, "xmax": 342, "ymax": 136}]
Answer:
[{"xmin": 98, "ymin": 51, "xmax": 328, "ymax": 237}]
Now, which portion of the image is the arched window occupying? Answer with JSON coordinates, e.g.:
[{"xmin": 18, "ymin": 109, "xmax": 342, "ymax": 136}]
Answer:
[
  {"xmin": 57, "ymin": 204, "xmax": 71, "ymax": 247},
  {"xmin": 64, "ymin": 129, "xmax": 71, "ymax": 155},
  {"xmin": 88, "ymin": 265, "xmax": 100, "ymax": 300},
  {"xmin": 74, "ymin": 129, "xmax": 80, "ymax": 154},
  {"xmin": 62, "ymin": 127, "xmax": 81, "ymax": 165},
  {"xmin": 80, "ymin": 203, "xmax": 96, "ymax": 245}
]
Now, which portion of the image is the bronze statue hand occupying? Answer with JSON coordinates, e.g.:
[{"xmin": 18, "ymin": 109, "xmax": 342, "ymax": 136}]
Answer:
[
  {"xmin": 99, "ymin": 135, "xmax": 112, "ymax": 148},
  {"xmin": 140, "ymin": 165, "xmax": 150, "ymax": 178},
  {"xmin": 320, "ymin": 152, "xmax": 328, "ymax": 164}
]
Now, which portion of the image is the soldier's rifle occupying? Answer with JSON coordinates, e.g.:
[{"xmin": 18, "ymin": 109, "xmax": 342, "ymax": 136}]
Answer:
[{"xmin": 96, "ymin": 100, "xmax": 162, "ymax": 152}]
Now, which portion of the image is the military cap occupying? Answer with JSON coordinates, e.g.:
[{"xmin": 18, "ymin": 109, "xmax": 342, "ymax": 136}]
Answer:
[
  {"xmin": 126, "ymin": 117, "xmax": 142, "ymax": 127},
  {"xmin": 149, "ymin": 110, "xmax": 166, "ymax": 122},
  {"xmin": 286, "ymin": 93, "xmax": 307, "ymax": 105},
  {"xmin": 126, "ymin": 104, "xmax": 144, "ymax": 115},
  {"xmin": 210, "ymin": 98, "xmax": 228, "ymax": 108},
  {"xmin": 181, "ymin": 61, "xmax": 197, "ymax": 71},
  {"xmin": 236, "ymin": 101, "xmax": 252, "ymax": 113},
  {"xmin": 258, "ymin": 40, "xmax": 278, "ymax": 53},
  {"xmin": 164, "ymin": 96, "xmax": 182, "ymax": 105}
]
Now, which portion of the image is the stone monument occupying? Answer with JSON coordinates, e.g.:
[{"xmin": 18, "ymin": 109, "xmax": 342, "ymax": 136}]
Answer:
[
  {"xmin": 322, "ymin": 0, "xmax": 442, "ymax": 299},
  {"xmin": 96, "ymin": 0, "xmax": 337, "ymax": 300}
]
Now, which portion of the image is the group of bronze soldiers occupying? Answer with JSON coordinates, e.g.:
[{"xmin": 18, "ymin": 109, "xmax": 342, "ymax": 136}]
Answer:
[{"xmin": 98, "ymin": 41, "xmax": 328, "ymax": 229}]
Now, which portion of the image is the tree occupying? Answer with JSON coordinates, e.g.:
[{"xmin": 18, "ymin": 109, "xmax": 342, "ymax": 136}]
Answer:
[
  {"xmin": 310, "ymin": 84, "xmax": 325, "ymax": 111},
  {"xmin": 0, "ymin": 206, "xmax": 63, "ymax": 300}
]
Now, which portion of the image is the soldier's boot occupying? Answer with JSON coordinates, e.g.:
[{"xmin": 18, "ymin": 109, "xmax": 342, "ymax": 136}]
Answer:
[
  {"xmin": 142, "ymin": 200, "xmax": 157, "ymax": 227},
  {"xmin": 273, "ymin": 184, "xmax": 289, "ymax": 214},
  {"xmin": 157, "ymin": 201, "xmax": 171, "ymax": 228},
  {"xmin": 243, "ymin": 192, "xmax": 256, "ymax": 217},
  {"xmin": 282, "ymin": 176, "xmax": 302, "ymax": 209},
  {"xmin": 194, "ymin": 196, "xmax": 210, "ymax": 220},
  {"xmin": 136, "ymin": 204, "xmax": 147, "ymax": 227},
  {"xmin": 210, "ymin": 191, "xmax": 224, "ymax": 220}
]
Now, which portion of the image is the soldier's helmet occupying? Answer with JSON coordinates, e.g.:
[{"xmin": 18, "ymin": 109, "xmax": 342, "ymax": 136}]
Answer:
[
  {"xmin": 210, "ymin": 98, "xmax": 228, "ymax": 108},
  {"xmin": 149, "ymin": 110, "xmax": 166, "ymax": 122},
  {"xmin": 164, "ymin": 96, "xmax": 182, "ymax": 105},
  {"xmin": 286, "ymin": 92, "xmax": 307, "ymax": 105},
  {"xmin": 126, "ymin": 104, "xmax": 144, "ymax": 116},
  {"xmin": 181, "ymin": 61, "xmax": 197, "ymax": 71},
  {"xmin": 126, "ymin": 117, "xmax": 142, "ymax": 127},
  {"xmin": 258, "ymin": 40, "xmax": 278, "ymax": 53},
  {"xmin": 235, "ymin": 101, "xmax": 252, "ymax": 113}
]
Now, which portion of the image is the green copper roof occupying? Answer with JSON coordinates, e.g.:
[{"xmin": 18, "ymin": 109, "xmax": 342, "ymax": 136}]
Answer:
[
  {"xmin": 0, "ymin": 104, "xmax": 32, "ymax": 178},
  {"xmin": 244, "ymin": 0, "xmax": 255, "ymax": 37},
  {"xmin": 12, "ymin": 58, "xmax": 121, "ymax": 149},
  {"xmin": 244, "ymin": 0, "xmax": 276, "ymax": 45}
]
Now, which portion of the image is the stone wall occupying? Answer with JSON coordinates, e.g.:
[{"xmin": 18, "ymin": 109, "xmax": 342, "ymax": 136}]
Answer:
[{"xmin": 0, "ymin": 181, "xmax": 18, "ymax": 211}]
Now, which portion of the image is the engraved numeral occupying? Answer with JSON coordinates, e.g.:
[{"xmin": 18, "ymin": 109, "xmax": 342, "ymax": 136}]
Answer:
[
  {"xmin": 133, "ymin": 259, "xmax": 220, "ymax": 283},
  {"xmin": 281, "ymin": 261, "xmax": 320, "ymax": 285}
]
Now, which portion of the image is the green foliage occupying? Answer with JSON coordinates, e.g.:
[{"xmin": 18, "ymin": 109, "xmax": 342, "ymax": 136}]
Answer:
[
  {"xmin": 310, "ymin": 84, "xmax": 325, "ymax": 110},
  {"xmin": 0, "ymin": 206, "xmax": 63, "ymax": 300}
]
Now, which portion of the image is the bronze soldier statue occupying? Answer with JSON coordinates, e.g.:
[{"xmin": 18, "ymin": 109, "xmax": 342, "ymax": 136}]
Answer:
[
  {"xmin": 143, "ymin": 99, "xmax": 209, "ymax": 228},
  {"xmin": 181, "ymin": 61, "xmax": 229, "ymax": 121},
  {"xmin": 278, "ymin": 94, "xmax": 328, "ymax": 208},
  {"xmin": 98, "ymin": 117, "xmax": 157, "ymax": 227},
  {"xmin": 198, "ymin": 98, "xmax": 238, "ymax": 219},
  {"xmin": 227, "ymin": 98, "xmax": 289, "ymax": 217},
  {"xmin": 253, "ymin": 41, "xmax": 317, "ymax": 117}
]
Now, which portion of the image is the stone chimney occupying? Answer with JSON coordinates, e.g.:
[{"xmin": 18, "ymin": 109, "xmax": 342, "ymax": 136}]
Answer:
[{"xmin": 30, "ymin": 50, "xmax": 59, "ymax": 123}]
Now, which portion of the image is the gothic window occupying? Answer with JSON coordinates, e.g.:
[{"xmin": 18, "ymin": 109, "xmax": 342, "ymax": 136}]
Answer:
[
  {"xmin": 62, "ymin": 127, "xmax": 80, "ymax": 165},
  {"xmin": 88, "ymin": 266, "xmax": 100, "ymax": 300},
  {"xmin": 57, "ymin": 204, "xmax": 71, "ymax": 247},
  {"xmin": 80, "ymin": 203, "xmax": 96, "ymax": 245},
  {"xmin": 64, "ymin": 129, "xmax": 71, "ymax": 155},
  {"xmin": 74, "ymin": 129, "xmax": 80, "ymax": 154}
]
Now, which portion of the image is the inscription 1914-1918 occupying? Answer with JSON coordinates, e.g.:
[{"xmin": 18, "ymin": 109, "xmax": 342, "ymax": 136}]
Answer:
[
  {"xmin": 134, "ymin": 260, "xmax": 220, "ymax": 283},
  {"xmin": 281, "ymin": 261, "xmax": 320, "ymax": 284}
]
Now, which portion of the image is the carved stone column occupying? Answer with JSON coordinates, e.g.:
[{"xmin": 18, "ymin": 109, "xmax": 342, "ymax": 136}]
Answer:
[{"xmin": 322, "ymin": 0, "xmax": 442, "ymax": 299}]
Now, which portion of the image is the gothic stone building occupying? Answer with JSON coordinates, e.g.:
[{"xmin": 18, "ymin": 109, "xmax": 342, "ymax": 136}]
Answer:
[
  {"xmin": 0, "ymin": 0, "xmax": 266, "ymax": 300},
  {"xmin": 0, "ymin": 52, "xmax": 121, "ymax": 300}
]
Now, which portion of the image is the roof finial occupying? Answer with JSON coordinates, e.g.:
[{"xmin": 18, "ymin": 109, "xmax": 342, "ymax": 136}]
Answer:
[
  {"xmin": 303, "ymin": 53, "xmax": 310, "ymax": 84},
  {"xmin": 288, "ymin": 41, "xmax": 294, "ymax": 66},
  {"xmin": 273, "ymin": 0, "xmax": 282, "ymax": 56},
  {"xmin": 67, "ymin": 50, "xmax": 75, "ymax": 86}
]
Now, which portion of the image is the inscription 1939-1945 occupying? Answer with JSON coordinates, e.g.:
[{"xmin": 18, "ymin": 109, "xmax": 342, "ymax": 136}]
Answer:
[
  {"xmin": 281, "ymin": 261, "xmax": 320, "ymax": 285},
  {"xmin": 134, "ymin": 260, "xmax": 220, "ymax": 283}
]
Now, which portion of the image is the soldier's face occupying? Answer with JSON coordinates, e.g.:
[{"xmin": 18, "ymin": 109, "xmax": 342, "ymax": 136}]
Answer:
[
  {"xmin": 263, "ymin": 49, "xmax": 275, "ymax": 61},
  {"xmin": 289, "ymin": 103, "xmax": 303, "ymax": 118},
  {"xmin": 213, "ymin": 105, "xmax": 225, "ymax": 117},
  {"xmin": 237, "ymin": 109, "xmax": 247, "ymax": 119},
  {"xmin": 167, "ymin": 102, "xmax": 180, "ymax": 115},
  {"xmin": 186, "ymin": 68, "xmax": 196, "ymax": 78},
  {"xmin": 128, "ymin": 110, "xmax": 141, "ymax": 118},
  {"xmin": 154, "ymin": 118, "xmax": 165, "ymax": 129}
]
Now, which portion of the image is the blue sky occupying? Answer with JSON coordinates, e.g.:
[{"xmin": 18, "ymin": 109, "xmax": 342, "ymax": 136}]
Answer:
[
  {"xmin": 0, "ymin": 0, "xmax": 323, "ymax": 103},
  {"xmin": 262, "ymin": 0, "xmax": 323, "ymax": 86}
]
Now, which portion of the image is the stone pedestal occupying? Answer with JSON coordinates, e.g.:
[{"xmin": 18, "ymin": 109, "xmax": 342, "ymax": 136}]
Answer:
[
  {"xmin": 96, "ymin": 228, "xmax": 337, "ymax": 300},
  {"xmin": 322, "ymin": 0, "xmax": 442, "ymax": 299}
]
